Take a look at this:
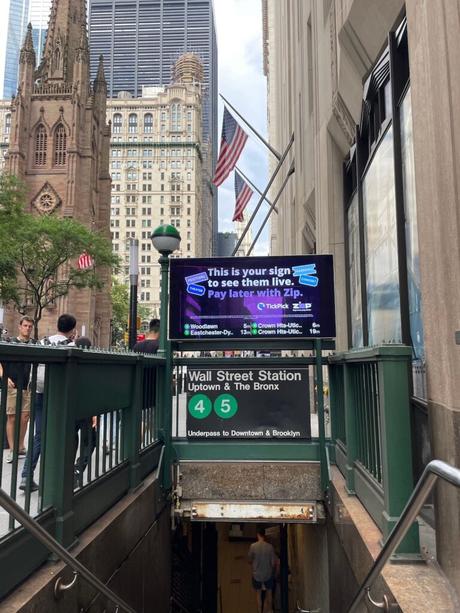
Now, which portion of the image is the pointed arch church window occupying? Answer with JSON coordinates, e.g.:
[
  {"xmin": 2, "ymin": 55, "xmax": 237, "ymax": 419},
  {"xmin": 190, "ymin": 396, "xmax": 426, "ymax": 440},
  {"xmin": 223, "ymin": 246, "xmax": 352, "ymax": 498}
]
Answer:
[
  {"xmin": 35, "ymin": 124, "xmax": 48, "ymax": 166},
  {"xmin": 54, "ymin": 124, "xmax": 67, "ymax": 166}
]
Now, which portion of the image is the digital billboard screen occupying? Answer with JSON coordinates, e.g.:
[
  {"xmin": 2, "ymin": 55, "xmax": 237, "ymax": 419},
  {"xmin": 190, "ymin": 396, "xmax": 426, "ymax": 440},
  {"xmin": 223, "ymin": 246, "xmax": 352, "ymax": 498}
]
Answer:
[{"xmin": 169, "ymin": 255, "xmax": 336, "ymax": 341}]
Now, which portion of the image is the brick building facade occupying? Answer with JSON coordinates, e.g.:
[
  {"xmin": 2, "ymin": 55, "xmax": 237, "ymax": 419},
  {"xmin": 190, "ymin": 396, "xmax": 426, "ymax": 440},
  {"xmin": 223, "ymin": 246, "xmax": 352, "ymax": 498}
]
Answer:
[{"xmin": 4, "ymin": 0, "xmax": 112, "ymax": 344}]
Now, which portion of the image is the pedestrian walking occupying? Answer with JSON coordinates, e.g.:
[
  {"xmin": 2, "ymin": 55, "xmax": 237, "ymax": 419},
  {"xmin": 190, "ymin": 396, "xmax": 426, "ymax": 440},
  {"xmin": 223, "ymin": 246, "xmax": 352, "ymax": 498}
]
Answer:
[
  {"xmin": 20, "ymin": 314, "xmax": 76, "ymax": 492},
  {"xmin": 248, "ymin": 527, "xmax": 277, "ymax": 613},
  {"xmin": 0, "ymin": 316, "xmax": 35, "ymax": 463},
  {"xmin": 73, "ymin": 336, "xmax": 97, "ymax": 488}
]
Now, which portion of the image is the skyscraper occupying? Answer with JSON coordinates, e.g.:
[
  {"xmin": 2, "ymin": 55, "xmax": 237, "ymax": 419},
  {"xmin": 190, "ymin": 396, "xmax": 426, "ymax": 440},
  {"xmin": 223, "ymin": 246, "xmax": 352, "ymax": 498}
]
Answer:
[
  {"xmin": 88, "ymin": 0, "xmax": 218, "ymax": 250},
  {"xmin": 0, "ymin": 0, "xmax": 53, "ymax": 99},
  {"xmin": 0, "ymin": 0, "xmax": 30, "ymax": 98},
  {"xmin": 29, "ymin": 0, "xmax": 52, "ymax": 60}
]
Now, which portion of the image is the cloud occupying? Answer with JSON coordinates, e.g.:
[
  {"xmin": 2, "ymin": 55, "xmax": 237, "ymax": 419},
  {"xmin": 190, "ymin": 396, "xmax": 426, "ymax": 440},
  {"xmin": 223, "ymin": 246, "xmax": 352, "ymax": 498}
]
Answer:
[{"xmin": 214, "ymin": 0, "xmax": 270, "ymax": 255}]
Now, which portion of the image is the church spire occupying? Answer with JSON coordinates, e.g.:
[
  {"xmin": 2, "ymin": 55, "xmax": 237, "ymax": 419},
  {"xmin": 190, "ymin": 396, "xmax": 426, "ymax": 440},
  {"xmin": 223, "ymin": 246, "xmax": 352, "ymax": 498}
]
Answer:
[
  {"xmin": 37, "ymin": 0, "xmax": 88, "ymax": 83},
  {"xmin": 95, "ymin": 56, "xmax": 106, "ymax": 83},
  {"xmin": 20, "ymin": 23, "xmax": 36, "ymax": 67}
]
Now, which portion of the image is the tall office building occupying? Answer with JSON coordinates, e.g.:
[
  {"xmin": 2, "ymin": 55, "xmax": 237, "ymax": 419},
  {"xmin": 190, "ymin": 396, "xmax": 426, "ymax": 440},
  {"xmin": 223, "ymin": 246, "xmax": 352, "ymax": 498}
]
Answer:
[
  {"xmin": 0, "ymin": 0, "xmax": 30, "ymax": 98},
  {"xmin": 88, "ymin": 0, "xmax": 218, "ymax": 251},
  {"xmin": 107, "ymin": 55, "xmax": 209, "ymax": 318},
  {"xmin": 0, "ymin": 0, "xmax": 53, "ymax": 99}
]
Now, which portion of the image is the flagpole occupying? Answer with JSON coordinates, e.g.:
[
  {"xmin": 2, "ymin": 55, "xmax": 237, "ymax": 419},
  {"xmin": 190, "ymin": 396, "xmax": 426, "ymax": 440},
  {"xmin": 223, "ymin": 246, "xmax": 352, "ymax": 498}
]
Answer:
[
  {"xmin": 220, "ymin": 94, "xmax": 282, "ymax": 160},
  {"xmin": 247, "ymin": 160, "xmax": 295, "ymax": 256},
  {"xmin": 235, "ymin": 166, "xmax": 278, "ymax": 214},
  {"xmin": 231, "ymin": 133, "xmax": 294, "ymax": 257}
]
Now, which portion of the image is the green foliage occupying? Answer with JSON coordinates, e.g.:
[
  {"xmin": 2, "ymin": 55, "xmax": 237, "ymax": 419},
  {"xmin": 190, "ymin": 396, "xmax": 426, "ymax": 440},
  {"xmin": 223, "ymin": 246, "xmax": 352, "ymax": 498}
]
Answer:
[
  {"xmin": 0, "ymin": 174, "xmax": 119, "ymax": 337},
  {"xmin": 111, "ymin": 277, "xmax": 151, "ymax": 346},
  {"xmin": 0, "ymin": 176, "xmax": 26, "ymax": 302}
]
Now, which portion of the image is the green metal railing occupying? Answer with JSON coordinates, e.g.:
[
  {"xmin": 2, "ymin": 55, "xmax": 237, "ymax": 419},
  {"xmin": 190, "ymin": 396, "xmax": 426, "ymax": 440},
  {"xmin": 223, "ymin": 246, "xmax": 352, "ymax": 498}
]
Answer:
[
  {"xmin": 0, "ymin": 342, "xmax": 165, "ymax": 599},
  {"xmin": 329, "ymin": 345, "xmax": 419, "ymax": 555}
]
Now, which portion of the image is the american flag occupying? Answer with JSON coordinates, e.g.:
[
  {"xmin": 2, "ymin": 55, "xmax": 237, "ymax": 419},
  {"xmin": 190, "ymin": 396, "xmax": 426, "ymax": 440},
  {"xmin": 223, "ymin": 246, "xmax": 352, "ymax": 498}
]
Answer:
[
  {"xmin": 233, "ymin": 171, "xmax": 253, "ymax": 222},
  {"xmin": 212, "ymin": 107, "xmax": 248, "ymax": 187},
  {"xmin": 77, "ymin": 252, "xmax": 94, "ymax": 270}
]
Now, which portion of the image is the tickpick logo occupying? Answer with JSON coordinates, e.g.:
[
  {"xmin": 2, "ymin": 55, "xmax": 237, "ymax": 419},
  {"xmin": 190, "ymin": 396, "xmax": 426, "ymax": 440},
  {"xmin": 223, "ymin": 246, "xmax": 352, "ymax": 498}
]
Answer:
[
  {"xmin": 292, "ymin": 264, "xmax": 319, "ymax": 287},
  {"xmin": 257, "ymin": 302, "xmax": 266, "ymax": 311},
  {"xmin": 185, "ymin": 272, "xmax": 208, "ymax": 296}
]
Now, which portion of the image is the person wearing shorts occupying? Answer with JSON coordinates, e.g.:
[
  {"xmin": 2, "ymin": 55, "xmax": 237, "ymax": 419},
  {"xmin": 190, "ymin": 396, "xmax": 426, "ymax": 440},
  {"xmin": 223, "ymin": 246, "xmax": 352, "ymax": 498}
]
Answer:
[
  {"xmin": 0, "ymin": 317, "xmax": 34, "ymax": 462},
  {"xmin": 248, "ymin": 527, "xmax": 277, "ymax": 613}
]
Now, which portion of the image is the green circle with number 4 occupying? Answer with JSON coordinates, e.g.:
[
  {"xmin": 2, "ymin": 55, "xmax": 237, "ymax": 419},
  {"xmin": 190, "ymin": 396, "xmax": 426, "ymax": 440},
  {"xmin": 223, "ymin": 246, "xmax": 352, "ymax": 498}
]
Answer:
[
  {"xmin": 214, "ymin": 394, "xmax": 238, "ymax": 419},
  {"xmin": 188, "ymin": 394, "xmax": 212, "ymax": 419}
]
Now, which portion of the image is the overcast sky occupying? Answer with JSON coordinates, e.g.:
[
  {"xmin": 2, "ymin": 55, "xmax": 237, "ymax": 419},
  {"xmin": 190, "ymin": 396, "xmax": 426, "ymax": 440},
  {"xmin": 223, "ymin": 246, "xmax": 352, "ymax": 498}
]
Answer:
[{"xmin": 213, "ymin": 0, "xmax": 270, "ymax": 255}]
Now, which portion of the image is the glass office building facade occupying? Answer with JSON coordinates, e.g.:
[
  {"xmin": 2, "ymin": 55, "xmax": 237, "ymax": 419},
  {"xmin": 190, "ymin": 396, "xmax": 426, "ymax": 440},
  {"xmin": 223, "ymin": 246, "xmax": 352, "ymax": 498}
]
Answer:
[
  {"xmin": 0, "ymin": 0, "xmax": 30, "ymax": 98},
  {"xmin": 88, "ymin": 0, "xmax": 218, "ymax": 250},
  {"xmin": 29, "ymin": 0, "xmax": 52, "ymax": 60},
  {"xmin": 0, "ymin": 0, "xmax": 52, "ymax": 98}
]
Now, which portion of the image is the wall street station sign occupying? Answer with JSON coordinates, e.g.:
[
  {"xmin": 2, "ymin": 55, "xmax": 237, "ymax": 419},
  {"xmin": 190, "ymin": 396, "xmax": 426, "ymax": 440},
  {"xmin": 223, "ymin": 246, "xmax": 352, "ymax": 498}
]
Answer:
[{"xmin": 186, "ymin": 366, "xmax": 311, "ymax": 440}]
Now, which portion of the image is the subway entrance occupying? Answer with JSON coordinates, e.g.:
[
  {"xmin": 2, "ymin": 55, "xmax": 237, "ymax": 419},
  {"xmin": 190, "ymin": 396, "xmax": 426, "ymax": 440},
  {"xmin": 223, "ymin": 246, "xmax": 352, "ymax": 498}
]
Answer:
[
  {"xmin": 168, "ymin": 254, "xmax": 337, "ymax": 612},
  {"xmin": 171, "ymin": 518, "xmax": 336, "ymax": 613}
]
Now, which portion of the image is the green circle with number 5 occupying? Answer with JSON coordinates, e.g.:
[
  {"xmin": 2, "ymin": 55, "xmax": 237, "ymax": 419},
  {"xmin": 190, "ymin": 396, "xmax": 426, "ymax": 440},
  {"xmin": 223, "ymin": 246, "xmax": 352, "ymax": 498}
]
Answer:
[
  {"xmin": 188, "ymin": 394, "xmax": 212, "ymax": 419},
  {"xmin": 214, "ymin": 394, "xmax": 238, "ymax": 419}
]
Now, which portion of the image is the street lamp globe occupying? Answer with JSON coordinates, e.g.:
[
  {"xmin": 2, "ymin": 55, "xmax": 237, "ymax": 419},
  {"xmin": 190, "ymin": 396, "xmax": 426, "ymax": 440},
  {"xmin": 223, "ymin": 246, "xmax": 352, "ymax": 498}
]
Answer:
[{"xmin": 151, "ymin": 224, "xmax": 181, "ymax": 255}]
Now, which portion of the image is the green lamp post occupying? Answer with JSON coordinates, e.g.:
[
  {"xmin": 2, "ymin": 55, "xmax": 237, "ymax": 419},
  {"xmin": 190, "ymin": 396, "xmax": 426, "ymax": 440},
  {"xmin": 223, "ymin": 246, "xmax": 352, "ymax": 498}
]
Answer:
[{"xmin": 151, "ymin": 224, "xmax": 181, "ymax": 490}]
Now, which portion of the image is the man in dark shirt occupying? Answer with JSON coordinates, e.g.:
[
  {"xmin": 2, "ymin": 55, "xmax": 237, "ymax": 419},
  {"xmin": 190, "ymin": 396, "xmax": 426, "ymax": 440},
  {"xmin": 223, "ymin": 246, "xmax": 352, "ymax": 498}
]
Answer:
[
  {"xmin": 0, "ymin": 316, "xmax": 35, "ymax": 462},
  {"xmin": 133, "ymin": 319, "xmax": 160, "ymax": 354}
]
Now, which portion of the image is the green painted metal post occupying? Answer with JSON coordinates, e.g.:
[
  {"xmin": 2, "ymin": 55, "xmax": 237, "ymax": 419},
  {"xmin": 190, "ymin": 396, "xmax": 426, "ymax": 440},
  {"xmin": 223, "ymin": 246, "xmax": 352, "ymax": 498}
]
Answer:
[
  {"xmin": 343, "ymin": 363, "xmax": 358, "ymax": 494},
  {"xmin": 315, "ymin": 340, "xmax": 328, "ymax": 491},
  {"xmin": 158, "ymin": 253, "xmax": 173, "ymax": 491},
  {"xmin": 378, "ymin": 349, "xmax": 420, "ymax": 556},
  {"xmin": 43, "ymin": 359, "xmax": 78, "ymax": 548},
  {"xmin": 123, "ymin": 357, "xmax": 142, "ymax": 490}
]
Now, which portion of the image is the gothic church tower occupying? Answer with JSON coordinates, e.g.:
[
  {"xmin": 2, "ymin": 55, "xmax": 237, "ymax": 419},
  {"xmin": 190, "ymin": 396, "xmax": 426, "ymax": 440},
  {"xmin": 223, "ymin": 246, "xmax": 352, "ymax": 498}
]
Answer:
[{"xmin": 7, "ymin": 0, "xmax": 112, "ymax": 345}]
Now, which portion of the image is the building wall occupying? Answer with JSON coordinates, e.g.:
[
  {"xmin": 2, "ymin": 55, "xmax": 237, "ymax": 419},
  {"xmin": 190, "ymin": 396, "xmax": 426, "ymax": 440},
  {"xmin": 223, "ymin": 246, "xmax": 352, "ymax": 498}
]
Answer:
[
  {"xmin": 0, "ymin": 101, "xmax": 12, "ymax": 170},
  {"xmin": 405, "ymin": 0, "xmax": 460, "ymax": 595},
  {"xmin": 264, "ymin": 0, "xmax": 460, "ymax": 599},
  {"xmin": 1, "ymin": 475, "xmax": 172, "ymax": 613},
  {"xmin": 107, "ymin": 82, "xmax": 207, "ymax": 318}
]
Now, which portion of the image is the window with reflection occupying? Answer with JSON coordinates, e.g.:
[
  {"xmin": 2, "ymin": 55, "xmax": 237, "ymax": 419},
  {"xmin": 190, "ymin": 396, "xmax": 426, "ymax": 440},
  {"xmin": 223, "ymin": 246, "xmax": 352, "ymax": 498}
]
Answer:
[
  {"xmin": 347, "ymin": 193, "xmax": 363, "ymax": 347},
  {"xmin": 400, "ymin": 88, "xmax": 425, "ymax": 397},
  {"xmin": 128, "ymin": 113, "xmax": 138, "ymax": 133},
  {"xmin": 113, "ymin": 113, "xmax": 122, "ymax": 133},
  {"xmin": 363, "ymin": 126, "xmax": 401, "ymax": 344},
  {"xmin": 144, "ymin": 113, "xmax": 153, "ymax": 133}
]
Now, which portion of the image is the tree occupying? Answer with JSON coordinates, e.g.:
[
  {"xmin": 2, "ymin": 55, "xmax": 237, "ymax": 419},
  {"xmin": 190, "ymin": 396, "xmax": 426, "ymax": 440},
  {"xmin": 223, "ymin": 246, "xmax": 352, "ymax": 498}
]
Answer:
[
  {"xmin": 111, "ymin": 278, "xmax": 151, "ymax": 346},
  {"xmin": 0, "ymin": 175, "xmax": 26, "ymax": 303},
  {"xmin": 0, "ymin": 174, "xmax": 119, "ymax": 338}
]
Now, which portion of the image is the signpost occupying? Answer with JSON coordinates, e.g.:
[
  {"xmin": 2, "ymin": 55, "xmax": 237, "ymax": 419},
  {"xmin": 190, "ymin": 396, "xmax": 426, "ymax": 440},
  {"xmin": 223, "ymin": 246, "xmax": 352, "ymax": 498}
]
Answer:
[
  {"xmin": 186, "ymin": 366, "xmax": 310, "ymax": 440},
  {"xmin": 169, "ymin": 255, "xmax": 335, "ymax": 342}
]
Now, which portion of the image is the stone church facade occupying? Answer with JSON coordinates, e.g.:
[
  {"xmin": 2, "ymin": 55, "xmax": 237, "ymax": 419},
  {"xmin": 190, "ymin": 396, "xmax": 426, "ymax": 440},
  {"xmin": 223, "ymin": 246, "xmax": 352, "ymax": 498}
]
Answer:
[{"xmin": 5, "ymin": 0, "xmax": 112, "ymax": 345}]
